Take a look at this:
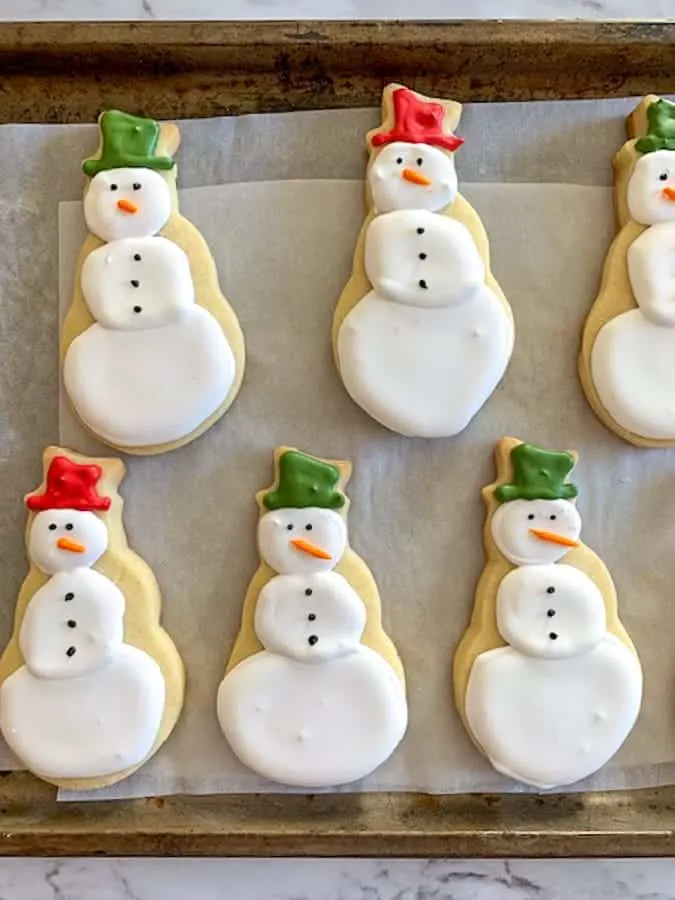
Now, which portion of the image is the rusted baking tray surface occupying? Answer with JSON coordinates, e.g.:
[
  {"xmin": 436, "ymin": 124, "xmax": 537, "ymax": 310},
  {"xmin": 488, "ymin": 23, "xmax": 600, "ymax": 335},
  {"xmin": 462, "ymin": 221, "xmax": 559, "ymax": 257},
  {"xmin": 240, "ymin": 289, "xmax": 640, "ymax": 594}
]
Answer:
[{"xmin": 0, "ymin": 20, "xmax": 674, "ymax": 122}]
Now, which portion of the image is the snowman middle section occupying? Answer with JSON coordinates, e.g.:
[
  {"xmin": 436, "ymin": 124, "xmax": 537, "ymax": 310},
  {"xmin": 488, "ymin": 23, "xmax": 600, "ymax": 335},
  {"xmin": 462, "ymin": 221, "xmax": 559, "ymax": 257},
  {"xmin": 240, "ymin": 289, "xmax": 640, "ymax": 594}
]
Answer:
[
  {"xmin": 454, "ymin": 439, "xmax": 642, "ymax": 790},
  {"xmin": 217, "ymin": 447, "xmax": 408, "ymax": 788},
  {"xmin": 334, "ymin": 84, "xmax": 514, "ymax": 438}
]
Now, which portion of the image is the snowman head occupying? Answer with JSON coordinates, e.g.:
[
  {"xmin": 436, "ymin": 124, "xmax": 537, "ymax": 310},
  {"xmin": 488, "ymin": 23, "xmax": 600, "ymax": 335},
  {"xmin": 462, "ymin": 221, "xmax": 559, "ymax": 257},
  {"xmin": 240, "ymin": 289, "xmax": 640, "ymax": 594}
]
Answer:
[
  {"xmin": 259, "ymin": 450, "xmax": 348, "ymax": 576},
  {"xmin": 491, "ymin": 442, "xmax": 580, "ymax": 566},
  {"xmin": 491, "ymin": 498, "xmax": 581, "ymax": 567},
  {"xmin": 81, "ymin": 236, "xmax": 194, "ymax": 330},
  {"xmin": 28, "ymin": 509, "xmax": 108, "ymax": 575},
  {"xmin": 25, "ymin": 456, "xmax": 112, "ymax": 576},
  {"xmin": 258, "ymin": 507, "xmax": 347, "ymax": 576},
  {"xmin": 254, "ymin": 572, "xmax": 365, "ymax": 661},
  {"xmin": 83, "ymin": 167, "xmax": 172, "ymax": 242},
  {"xmin": 627, "ymin": 149, "xmax": 675, "ymax": 225},
  {"xmin": 364, "ymin": 209, "xmax": 484, "ymax": 309},
  {"xmin": 497, "ymin": 563, "xmax": 606, "ymax": 659},
  {"xmin": 369, "ymin": 142, "xmax": 458, "ymax": 214}
]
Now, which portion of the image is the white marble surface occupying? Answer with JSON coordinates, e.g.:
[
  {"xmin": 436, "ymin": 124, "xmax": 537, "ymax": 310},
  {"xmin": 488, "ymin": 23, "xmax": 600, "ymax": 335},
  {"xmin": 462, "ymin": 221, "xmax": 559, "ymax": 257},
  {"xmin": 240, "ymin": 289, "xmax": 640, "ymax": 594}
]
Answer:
[{"xmin": 2, "ymin": 0, "xmax": 675, "ymax": 897}]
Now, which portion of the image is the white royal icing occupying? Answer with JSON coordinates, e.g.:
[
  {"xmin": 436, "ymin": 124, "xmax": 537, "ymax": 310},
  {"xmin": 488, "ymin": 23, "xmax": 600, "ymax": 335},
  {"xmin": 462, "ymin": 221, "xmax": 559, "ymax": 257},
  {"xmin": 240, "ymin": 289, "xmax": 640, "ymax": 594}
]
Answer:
[
  {"xmin": 28, "ymin": 509, "xmax": 108, "ymax": 576},
  {"xmin": 626, "ymin": 223, "xmax": 675, "ymax": 326},
  {"xmin": 19, "ymin": 568, "xmax": 125, "ymax": 678},
  {"xmin": 337, "ymin": 208, "xmax": 512, "ymax": 437},
  {"xmin": 496, "ymin": 564, "xmax": 606, "ymax": 659},
  {"xmin": 63, "ymin": 305, "xmax": 235, "ymax": 447},
  {"xmin": 465, "ymin": 634, "xmax": 642, "ymax": 789},
  {"xmin": 369, "ymin": 142, "xmax": 458, "ymax": 213},
  {"xmin": 627, "ymin": 149, "xmax": 675, "ymax": 226},
  {"xmin": 254, "ymin": 571, "xmax": 366, "ymax": 661},
  {"xmin": 83, "ymin": 167, "xmax": 172, "ymax": 242},
  {"xmin": 0, "ymin": 644, "xmax": 165, "ymax": 780},
  {"xmin": 217, "ymin": 646, "xmax": 408, "ymax": 787},
  {"xmin": 490, "ymin": 499, "xmax": 582, "ymax": 567},
  {"xmin": 81, "ymin": 237, "xmax": 195, "ymax": 330},
  {"xmin": 591, "ymin": 309, "xmax": 675, "ymax": 439},
  {"xmin": 257, "ymin": 507, "xmax": 348, "ymax": 576}
]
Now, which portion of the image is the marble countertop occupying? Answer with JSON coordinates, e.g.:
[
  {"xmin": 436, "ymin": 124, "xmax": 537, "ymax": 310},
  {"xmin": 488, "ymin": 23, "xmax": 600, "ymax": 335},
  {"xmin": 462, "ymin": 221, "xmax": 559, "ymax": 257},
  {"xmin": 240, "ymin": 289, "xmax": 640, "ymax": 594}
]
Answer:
[{"xmin": 2, "ymin": 0, "xmax": 675, "ymax": 897}]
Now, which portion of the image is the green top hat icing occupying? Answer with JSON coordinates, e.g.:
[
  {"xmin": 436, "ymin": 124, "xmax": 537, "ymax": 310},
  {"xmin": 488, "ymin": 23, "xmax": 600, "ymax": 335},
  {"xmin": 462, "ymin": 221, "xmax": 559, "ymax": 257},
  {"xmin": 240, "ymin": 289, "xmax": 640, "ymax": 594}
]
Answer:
[
  {"xmin": 263, "ymin": 450, "xmax": 345, "ymax": 511},
  {"xmin": 636, "ymin": 98, "xmax": 675, "ymax": 154},
  {"xmin": 82, "ymin": 110, "xmax": 175, "ymax": 177},
  {"xmin": 495, "ymin": 442, "xmax": 578, "ymax": 504}
]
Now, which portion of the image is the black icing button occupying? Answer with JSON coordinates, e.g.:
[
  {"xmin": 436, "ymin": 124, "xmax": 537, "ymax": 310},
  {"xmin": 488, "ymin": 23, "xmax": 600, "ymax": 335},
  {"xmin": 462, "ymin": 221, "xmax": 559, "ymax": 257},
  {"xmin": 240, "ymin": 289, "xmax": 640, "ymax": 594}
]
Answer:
[
  {"xmin": 305, "ymin": 588, "xmax": 313, "ymax": 596},
  {"xmin": 133, "ymin": 305, "xmax": 142, "ymax": 313},
  {"xmin": 308, "ymin": 635, "xmax": 319, "ymax": 646},
  {"xmin": 416, "ymin": 227, "xmax": 425, "ymax": 234},
  {"xmin": 546, "ymin": 609, "xmax": 556, "ymax": 618},
  {"xmin": 546, "ymin": 586, "xmax": 555, "ymax": 594},
  {"xmin": 66, "ymin": 646, "xmax": 77, "ymax": 657},
  {"xmin": 419, "ymin": 279, "xmax": 428, "ymax": 289},
  {"xmin": 549, "ymin": 632, "xmax": 558, "ymax": 640},
  {"xmin": 133, "ymin": 253, "xmax": 142, "ymax": 261},
  {"xmin": 67, "ymin": 620, "xmax": 77, "ymax": 628},
  {"xmin": 130, "ymin": 279, "xmax": 140, "ymax": 288},
  {"xmin": 419, "ymin": 252, "xmax": 427, "ymax": 260},
  {"xmin": 308, "ymin": 613, "xmax": 316, "ymax": 621},
  {"xmin": 64, "ymin": 592, "xmax": 74, "ymax": 602}
]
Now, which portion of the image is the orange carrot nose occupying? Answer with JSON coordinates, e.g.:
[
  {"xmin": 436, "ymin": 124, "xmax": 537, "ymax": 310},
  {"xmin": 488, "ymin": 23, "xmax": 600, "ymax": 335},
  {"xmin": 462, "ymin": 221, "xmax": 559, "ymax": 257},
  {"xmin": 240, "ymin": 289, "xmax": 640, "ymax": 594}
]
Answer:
[
  {"xmin": 662, "ymin": 187, "xmax": 675, "ymax": 201},
  {"xmin": 402, "ymin": 168, "xmax": 432, "ymax": 187},
  {"xmin": 117, "ymin": 198, "xmax": 139, "ymax": 214},
  {"xmin": 290, "ymin": 538, "xmax": 332, "ymax": 560},
  {"xmin": 529, "ymin": 528, "xmax": 579, "ymax": 548},
  {"xmin": 57, "ymin": 537, "xmax": 86, "ymax": 553}
]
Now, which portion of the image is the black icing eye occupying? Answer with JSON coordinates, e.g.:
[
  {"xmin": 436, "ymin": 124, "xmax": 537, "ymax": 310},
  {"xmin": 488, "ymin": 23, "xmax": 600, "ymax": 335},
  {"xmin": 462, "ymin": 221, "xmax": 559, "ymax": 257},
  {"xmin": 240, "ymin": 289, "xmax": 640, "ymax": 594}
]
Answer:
[
  {"xmin": 286, "ymin": 523, "xmax": 294, "ymax": 531},
  {"xmin": 48, "ymin": 523, "xmax": 57, "ymax": 531},
  {"xmin": 549, "ymin": 632, "xmax": 558, "ymax": 641},
  {"xmin": 132, "ymin": 182, "xmax": 142, "ymax": 190},
  {"xmin": 416, "ymin": 157, "xmax": 423, "ymax": 166},
  {"xmin": 133, "ymin": 305, "xmax": 142, "ymax": 314},
  {"xmin": 660, "ymin": 172, "xmax": 669, "ymax": 181},
  {"xmin": 419, "ymin": 279, "xmax": 428, "ymax": 289},
  {"xmin": 549, "ymin": 514, "xmax": 557, "ymax": 521},
  {"xmin": 305, "ymin": 523, "xmax": 313, "ymax": 531},
  {"xmin": 109, "ymin": 184, "xmax": 118, "ymax": 191},
  {"xmin": 396, "ymin": 157, "xmax": 403, "ymax": 165},
  {"xmin": 547, "ymin": 609, "xmax": 556, "ymax": 617},
  {"xmin": 308, "ymin": 613, "xmax": 316, "ymax": 621},
  {"xmin": 133, "ymin": 253, "xmax": 142, "ymax": 261},
  {"xmin": 527, "ymin": 513, "xmax": 535, "ymax": 521},
  {"xmin": 308, "ymin": 635, "xmax": 319, "ymax": 646},
  {"xmin": 65, "ymin": 523, "xmax": 74, "ymax": 531}
]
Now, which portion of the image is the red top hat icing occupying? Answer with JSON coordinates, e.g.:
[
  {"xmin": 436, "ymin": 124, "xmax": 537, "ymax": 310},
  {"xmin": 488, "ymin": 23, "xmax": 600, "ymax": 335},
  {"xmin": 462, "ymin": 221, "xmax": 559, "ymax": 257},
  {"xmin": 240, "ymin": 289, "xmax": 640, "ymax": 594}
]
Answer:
[
  {"xmin": 26, "ymin": 455, "xmax": 111, "ymax": 512},
  {"xmin": 370, "ymin": 87, "xmax": 464, "ymax": 152}
]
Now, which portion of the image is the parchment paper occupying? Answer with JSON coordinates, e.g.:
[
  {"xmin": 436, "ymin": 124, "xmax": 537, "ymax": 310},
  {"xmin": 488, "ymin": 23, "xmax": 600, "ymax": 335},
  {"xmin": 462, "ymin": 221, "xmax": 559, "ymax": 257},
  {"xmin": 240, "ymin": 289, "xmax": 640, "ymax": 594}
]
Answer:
[{"xmin": 1, "ymin": 99, "xmax": 674, "ymax": 798}]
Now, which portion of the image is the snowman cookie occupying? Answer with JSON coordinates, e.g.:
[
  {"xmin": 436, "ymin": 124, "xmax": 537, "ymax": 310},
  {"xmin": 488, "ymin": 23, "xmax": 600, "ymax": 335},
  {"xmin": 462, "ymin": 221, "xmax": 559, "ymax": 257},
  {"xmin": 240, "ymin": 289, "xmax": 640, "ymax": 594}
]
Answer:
[
  {"xmin": 454, "ymin": 439, "xmax": 642, "ymax": 789},
  {"xmin": 333, "ymin": 84, "xmax": 514, "ymax": 438},
  {"xmin": 62, "ymin": 110, "xmax": 245, "ymax": 454},
  {"xmin": 580, "ymin": 95, "xmax": 675, "ymax": 446},
  {"xmin": 0, "ymin": 447, "xmax": 184, "ymax": 789},
  {"xmin": 217, "ymin": 448, "xmax": 407, "ymax": 787}
]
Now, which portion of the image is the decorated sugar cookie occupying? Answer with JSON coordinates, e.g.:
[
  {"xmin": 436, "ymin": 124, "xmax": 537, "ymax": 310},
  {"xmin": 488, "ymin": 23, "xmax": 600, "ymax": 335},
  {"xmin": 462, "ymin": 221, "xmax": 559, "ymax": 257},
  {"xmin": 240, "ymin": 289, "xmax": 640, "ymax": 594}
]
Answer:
[
  {"xmin": 0, "ymin": 447, "xmax": 184, "ymax": 789},
  {"xmin": 62, "ymin": 110, "xmax": 245, "ymax": 454},
  {"xmin": 217, "ymin": 448, "xmax": 407, "ymax": 787},
  {"xmin": 333, "ymin": 84, "xmax": 514, "ymax": 438},
  {"xmin": 580, "ymin": 95, "xmax": 675, "ymax": 445},
  {"xmin": 454, "ymin": 439, "xmax": 642, "ymax": 789}
]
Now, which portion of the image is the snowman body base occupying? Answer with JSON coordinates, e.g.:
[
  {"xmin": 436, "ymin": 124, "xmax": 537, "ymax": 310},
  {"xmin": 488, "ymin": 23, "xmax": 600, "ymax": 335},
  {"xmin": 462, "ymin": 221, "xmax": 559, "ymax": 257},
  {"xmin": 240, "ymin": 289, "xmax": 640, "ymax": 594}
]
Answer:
[
  {"xmin": 591, "ymin": 309, "xmax": 675, "ymax": 439},
  {"xmin": 217, "ymin": 646, "xmax": 407, "ymax": 787},
  {"xmin": 336, "ymin": 286, "xmax": 512, "ymax": 437},
  {"xmin": 465, "ymin": 634, "xmax": 642, "ymax": 789},
  {"xmin": 64, "ymin": 306, "xmax": 235, "ymax": 448},
  {"xmin": 0, "ymin": 644, "xmax": 165, "ymax": 780}
]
